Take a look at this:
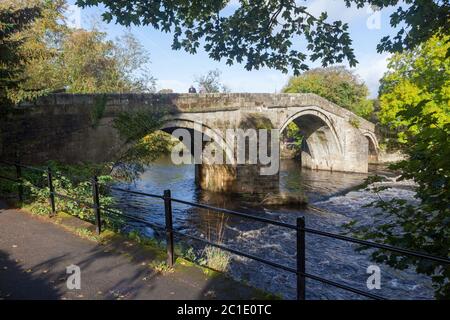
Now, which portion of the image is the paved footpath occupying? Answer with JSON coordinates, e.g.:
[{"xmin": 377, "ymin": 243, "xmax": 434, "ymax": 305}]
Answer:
[{"xmin": 0, "ymin": 201, "xmax": 263, "ymax": 300}]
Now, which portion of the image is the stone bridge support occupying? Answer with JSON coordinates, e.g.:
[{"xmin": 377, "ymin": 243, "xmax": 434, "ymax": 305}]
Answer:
[{"xmin": 1, "ymin": 93, "xmax": 378, "ymax": 194}]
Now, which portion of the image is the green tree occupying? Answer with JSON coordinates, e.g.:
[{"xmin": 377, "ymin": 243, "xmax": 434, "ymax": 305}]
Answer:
[
  {"xmin": 0, "ymin": 1, "xmax": 41, "ymax": 106},
  {"xmin": 347, "ymin": 35, "xmax": 450, "ymax": 299},
  {"xmin": 283, "ymin": 66, "xmax": 373, "ymax": 119},
  {"xmin": 12, "ymin": 0, "xmax": 68, "ymax": 98},
  {"xmin": 29, "ymin": 27, "xmax": 156, "ymax": 95},
  {"xmin": 60, "ymin": 29, "xmax": 126, "ymax": 94},
  {"xmin": 4, "ymin": 0, "xmax": 155, "ymax": 102},
  {"xmin": 113, "ymin": 110, "xmax": 175, "ymax": 180},
  {"xmin": 378, "ymin": 34, "xmax": 450, "ymax": 142},
  {"xmin": 76, "ymin": 0, "xmax": 449, "ymax": 74},
  {"xmin": 282, "ymin": 122, "xmax": 303, "ymax": 157},
  {"xmin": 194, "ymin": 69, "xmax": 229, "ymax": 93},
  {"xmin": 347, "ymin": 101, "xmax": 450, "ymax": 299},
  {"xmin": 113, "ymin": 32, "xmax": 156, "ymax": 93}
]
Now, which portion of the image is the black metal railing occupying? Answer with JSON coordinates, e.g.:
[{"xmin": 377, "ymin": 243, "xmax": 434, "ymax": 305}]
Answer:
[{"xmin": 1, "ymin": 160, "xmax": 449, "ymax": 300}]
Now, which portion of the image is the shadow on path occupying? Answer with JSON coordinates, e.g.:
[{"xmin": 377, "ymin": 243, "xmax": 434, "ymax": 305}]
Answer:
[
  {"xmin": 0, "ymin": 201, "xmax": 269, "ymax": 300},
  {"xmin": 0, "ymin": 250, "xmax": 61, "ymax": 299}
]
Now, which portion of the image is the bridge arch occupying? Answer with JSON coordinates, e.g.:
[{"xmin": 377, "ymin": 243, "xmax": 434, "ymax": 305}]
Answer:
[
  {"xmin": 161, "ymin": 118, "xmax": 235, "ymax": 165},
  {"xmin": 160, "ymin": 118, "xmax": 240, "ymax": 192},
  {"xmin": 2, "ymin": 92, "xmax": 378, "ymax": 183},
  {"xmin": 279, "ymin": 108, "xmax": 344, "ymax": 171},
  {"xmin": 361, "ymin": 131, "xmax": 379, "ymax": 150},
  {"xmin": 362, "ymin": 131, "xmax": 379, "ymax": 163}
]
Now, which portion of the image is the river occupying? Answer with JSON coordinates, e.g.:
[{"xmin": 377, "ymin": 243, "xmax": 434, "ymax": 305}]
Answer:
[{"xmin": 110, "ymin": 156, "xmax": 435, "ymax": 300}]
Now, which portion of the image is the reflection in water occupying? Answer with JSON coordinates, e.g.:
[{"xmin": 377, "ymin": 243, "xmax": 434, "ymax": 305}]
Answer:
[{"xmin": 112, "ymin": 156, "xmax": 434, "ymax": 300}]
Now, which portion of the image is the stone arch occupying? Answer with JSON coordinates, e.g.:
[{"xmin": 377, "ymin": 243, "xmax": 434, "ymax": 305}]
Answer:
[
  {"xmin": 161, "ymin": 118, "xmax": 239, "ymax": 193},
  {"xmin": 279, "ymin": 108, "xmax": 344, "ymax": 171},
  {"xmin": 362, "ymin": 131, "xmax": 379, "ymax": 150},
  {"xmin": 161, "ymin": 118, "xmax": 234, "ymax": 165},
  {"xmin": 362, "ymin": 131, "xmax": 379, "ymax": 164}
]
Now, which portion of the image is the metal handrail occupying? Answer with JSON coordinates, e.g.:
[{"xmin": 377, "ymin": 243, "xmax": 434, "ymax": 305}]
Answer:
[
  {"xmin": 107, "ymin": 187, "xmax": 449, "ymax": 301},
  {"xmin": 302, "ymin": 227, "xmax": 450, "ymax": 265},
  {"xmin": 165, "ymin": 195, "xmax": 450, "ymax": 265},
  {"xmin": 141, "ymin": 191, "xmax": 448, "ymax": 263},
  {"xmin": 0, "ymin": 160, "xmax": 47, "ymax": 173},
  {"xmin": 1, "ymin": 160, "xmax": 449, "ymax": 301},
  {"xmin": 109, "ymin": 186, "xmax": 164, "ymax": 199},
  {"xmin": 170, "ymin": 196, "xmax": 296, "ymax": 230}
]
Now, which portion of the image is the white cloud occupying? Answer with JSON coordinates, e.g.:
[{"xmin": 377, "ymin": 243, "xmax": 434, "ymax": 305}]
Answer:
[
  {"xmin": 353, "ymin": 53, "xmax": 390, "ymax": 98},
  {"xmin": 305, "ymin": 0, "xmax": 369, "ymax": 23}
]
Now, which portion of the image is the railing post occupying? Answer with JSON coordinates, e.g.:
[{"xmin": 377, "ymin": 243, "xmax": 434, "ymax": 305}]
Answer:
[
  {"xmin": 164, "ymin": 189, "xmax": 174, "ymax": 267},
  {"xmin": 15, "ymin": 164, "xmax": 23, "ymax": 202},
  {"xmin": 92, "ymin": 176, "xmax": 102, "ymax": 234},
  {"xmin": 47, "ymin": 167, "xmax": 56, "ymax": 216},
  {"xmin": 297, "ymin": 216, "xmax": 306, "ymax": 300}
]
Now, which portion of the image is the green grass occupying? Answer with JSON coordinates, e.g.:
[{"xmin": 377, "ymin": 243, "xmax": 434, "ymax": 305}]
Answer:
[
  {"xmin": 149, "ymin": 261, "xmax": 174, "ymax": 274},
  {"xmin": 201, "ymin": 246, "xmax": 230, "ymax": 272}
]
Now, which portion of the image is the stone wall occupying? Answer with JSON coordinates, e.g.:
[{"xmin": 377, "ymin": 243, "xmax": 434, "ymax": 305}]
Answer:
[
  {"xmin": 1, "ymin": 97, "xmax": 123, "ymax": 164},
  {"xmin": 1, "ymin": 92, "xmax": 375, "ymax": 165},
  {"xmin": 377, "ymin": 150, "xmax": 407, "ymax": 164},
  {"xmin": 196, "ymin": 164, "xmax": 280, "ymax": 194},
  {"xmin": 1, "ymin": 92, "xmax": 378, "ymax": 193}
]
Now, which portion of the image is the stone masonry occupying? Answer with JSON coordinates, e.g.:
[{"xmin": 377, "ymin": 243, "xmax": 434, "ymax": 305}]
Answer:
[{"xmin": 0, "ymin": 93, "xmax": 379, "ymax": 193}]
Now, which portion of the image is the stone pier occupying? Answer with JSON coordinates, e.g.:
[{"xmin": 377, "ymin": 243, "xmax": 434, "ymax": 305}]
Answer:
[{"xmin": 1, "ymin": 93, "xmax": 379, "ymax": 193}]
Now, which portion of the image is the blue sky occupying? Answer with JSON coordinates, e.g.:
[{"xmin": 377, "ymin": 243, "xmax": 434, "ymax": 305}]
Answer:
[{"xmin": 66, "ymin": 0, "xmax": 400, "ymax": 97}]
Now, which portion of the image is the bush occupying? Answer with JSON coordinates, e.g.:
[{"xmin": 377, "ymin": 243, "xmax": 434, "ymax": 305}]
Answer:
[
  {"xmin": 0, "ymin": 161, "xmax": 115, "ymax": 222},
  {"xmin": 201, "ymin": 246, "xmax": 231, "ymax": 272}
]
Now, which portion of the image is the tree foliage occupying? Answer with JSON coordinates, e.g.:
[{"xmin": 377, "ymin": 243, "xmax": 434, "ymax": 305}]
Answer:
[
  {"xmin": 194, "ymin": 69, "xmax": 229, "ymax": 93},
  {"xmin": 347, "ymin": 35, "xmax": 450, "ymax": 298},
  {"xmin": 76, "ymin": 0, "xmax": 449, "ymax": 74},
  {"xmin": 378, "ymin": 34, "xmax": 450, "ymax": 142},
  {"xmin": 347, "ymin": 101, "xmax": 450, "ymax": 299},
  {"xmin": 282, "ymin": 122, "xmax": 303, "ymax": 157},
  {"xmin": 113, "ymin": 110, "xmax": 176, "ymax": 180},
  {"xmin": 57, "ymin": 29, "xmax": 155, "ymax": 94},
  {"xmin": 0, "ymin": 1, "xmax": 41, "ymax": 105},
  {"xmin": 283, "ymin": 66, "xmax": 373, "ymax": 119},
  {"xmin": 7, "ymin": 0, "xmax": 69, "ymax": 102},
  {"xmin": 2, "ymin": 0, "xmax": 155, "ymax": 104}
]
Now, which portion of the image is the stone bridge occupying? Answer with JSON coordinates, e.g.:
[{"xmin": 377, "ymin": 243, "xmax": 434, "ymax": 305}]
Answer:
[{"xmin": 1, "ymin": 93, "xmax": 379, "ymax": 193}]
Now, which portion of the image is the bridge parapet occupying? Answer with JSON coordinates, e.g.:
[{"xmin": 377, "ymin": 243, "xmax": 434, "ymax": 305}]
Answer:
[
  {"xmin": 2, "ymin": 92, "xmax": 378, "ymax": 192},
  {"xmin": 19, "ymin": 93, "xmax": 374, "ymax": 132}
]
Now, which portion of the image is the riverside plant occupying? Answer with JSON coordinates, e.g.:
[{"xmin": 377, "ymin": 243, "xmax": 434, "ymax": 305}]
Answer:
[
  {"xmin": 1, "ymin": 162, "xmax": 233, "ymax": 273},
  {"xmin": 0, "ymin": 162, "xmax": 117, "ymax": 224},
  {"xmin": 199, "ymin": 212, "xmax": 231, "ymax": 272}
]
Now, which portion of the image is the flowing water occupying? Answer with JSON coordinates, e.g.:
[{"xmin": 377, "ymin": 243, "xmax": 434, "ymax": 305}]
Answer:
[{"xmin": 111, "ymin": 156, "xmax": 435, "ymax": 300}]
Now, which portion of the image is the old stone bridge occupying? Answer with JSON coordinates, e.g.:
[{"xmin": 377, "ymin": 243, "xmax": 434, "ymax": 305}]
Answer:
[{"xmin": 1, "ymin": 93, "xmax": 379, "ymax": 193}]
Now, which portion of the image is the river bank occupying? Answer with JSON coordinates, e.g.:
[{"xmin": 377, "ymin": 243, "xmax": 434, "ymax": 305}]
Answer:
[
  {"xmin": 110, "ymin": 158, "xmax": 434, "ymax": 299},
  {"xmin": 0, "ymin": 157, "xmax": 434, "ymax": 299},
  {"xmin": 0, "ymin": 200, "xmax": 274, "ymax": 300}
]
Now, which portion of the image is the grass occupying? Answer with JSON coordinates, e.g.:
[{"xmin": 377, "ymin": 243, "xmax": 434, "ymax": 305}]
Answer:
[
  {"xmin": 199, "ymin": 212, "xmax": 231, "ymax": 272},
  {"xmin": 4, "ymin": 196, "xmax": 279, "ymax": 299},
  {"xmin": 149, "ymin": 261, "xmax": 174, "ymax": 274},
  {"xmin": 202, "ymin": 246, "xmax": 230, "ymax": 272},
  {"xmin": 18, "ymin": 197, "xmax": 232, "ymax": 273},
  {"xmin": 74, "ymin": 227, "xmax": 99, "ymax": 241}
]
